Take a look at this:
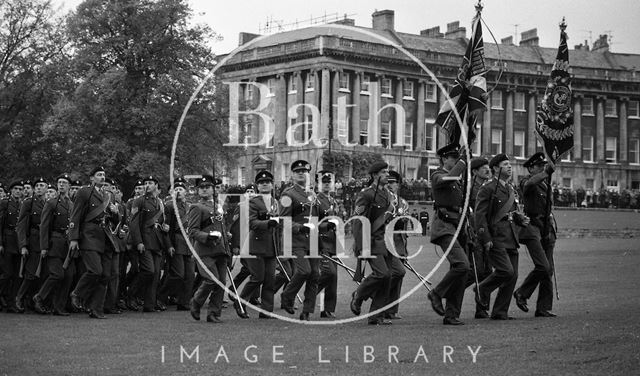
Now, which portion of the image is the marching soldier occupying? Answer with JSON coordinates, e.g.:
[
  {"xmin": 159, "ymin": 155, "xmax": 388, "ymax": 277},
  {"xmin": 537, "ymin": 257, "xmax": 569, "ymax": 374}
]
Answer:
[
  {"xmin": 15, "ymin": 177, "xmax": 48, "ymax": 312},
  {"xmin": 316, "ymin": 170, "xmax": 339, "ymax": 319},
  {"xmin": 384, "ymin": 170, "xmax": 408, "ymax": 320},
  {"xmin": 69, "ymin": 180, "xmax": 83, "ymax": 201},
  {"xmin": 122, "ymin": 178, "xmax": 144, "ymax": 310},
  {"xmin": 128, "ymin": 175, "xmax": 169, "ymax": 312},
  {"xmin": 68, "ymin": 166, "xmax": 120, "ymax": 319},
  {"xmin": 419, "ymin": 208, "xmax": 429, "ymax": 236},
  {"xmin": 22, "ymin": 180, "xmax": 33, "ymax": 200},
  {"xmin": 102, "ymin": 178, "xmax": 124, "ymax": 314},
  {"xmin": 188, "ymin": 175, "xmax": 231, "ymax": 323},
  {"xmin": 158, "ymin": 177, "xmax": 194, "ymax": 311},
  {"xmin": 279, "ymin": 160, "xmax": 320, "ymax": 321},
  {"xmin": 513, "ymin": 152, "xmax": 558, "ymax": 318},
  {"xmin": 474, "ymin": 154, "xmax": 529, "ymax": 320},
  {"xmin": 33, "ymin": 174, "xmax": 74, "ymax": 316},
  {"xmin": 465, "ymin": 157, "xmax": 493, "ymax": 319},
  {"xmin": 426, "ymin": 144, "xmax": 471, "ymax": 325},
  {"xmin": 349, "ymin": 161, "xmax": 394, "ymax": 326},
  {"xmin": 227, "ymin": 186, "xmax": 257, "ymax": 306},
  {"xmin": 45, "ymin": 184, "xmax": 58, "ymax": 201},
  {"xmin": 0, "ymin": 180, "xmax": 25, "ymax": 312},
  {"xmin": 235, "ymin": 170, "xmax": 279, "ymax": 319}
]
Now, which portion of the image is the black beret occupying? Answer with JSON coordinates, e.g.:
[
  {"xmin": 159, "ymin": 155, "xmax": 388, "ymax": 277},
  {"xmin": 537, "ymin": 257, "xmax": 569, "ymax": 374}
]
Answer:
[
  {"xmin": 134, "ymin": 179, "xmax": 145, "ymax": 187},
  {"xmin": 47, "ymin": 184, "xmax": 57, "ymax": 191},
  {"xmin": 316, "ymin": 170, "xmax": 334, "ymax": 183},
  {"xmin": 255, "ymin": 170, "xmax": 274, "ymax": 183},
  {"xmin": 33, "ymin": 177, "xmax": 47, "ymax": 185},
  {"xmin": 56, "ymin": 174, "xmax": 72, "ymax": 183},
  {"xmin": 196, "ymin": 175, "xmax": 215, "ymax": 187},
  {"xmin": 489, "ymin": 153, "xmax": 509, "ymax": 169},
  {"xmin": 523, "ymin": 152, "xmax": 547, "ymax": 168},
  {"xmin": 388, "ymin": 170, "xmax": 401, "ymax": 183},
  {"xmin": 105, "ymin": 178, "xmax": 117, "ymax": 186},
  {"xmin": 89, "ymin": 166, "xmax": 105, "ymax": 177},
  {"xmin": 291, "ymin": 160, "xmax": 311, "ymax": 172},
  {"xmin": 23, "ymin": 179, "xmax": 32, "ymax": 187},
  {"xmin": 470, "ymin": 157, "xmax": 489, "ymax": 170},
  {"xmin": 436, "ymin": 143, "xmax": 460, "ymax": 158},
  {"xmin": 244, "ymin": 183, "xmax": 257, "ymax": 192},
  {"xmin": 71, "ymin": 180, "xmax": 83, "ymax": 187},
  {"xmin": 9, "ymin": 180, "xmax": 23, "ymax": 190},
  {"xmin": 173, "ymin": 177, "xmax": 187, "ymax": 190},
  {"xmin": 214, "ymin": 178, "xmax": 223, "ymax": 186},
  {"xmin": 143, "ymin": 175, "xmax": 158, "ymax": 184},
  {"xmin": 368, "ymin": 161, "xmax": 389, "ymax": 175}
]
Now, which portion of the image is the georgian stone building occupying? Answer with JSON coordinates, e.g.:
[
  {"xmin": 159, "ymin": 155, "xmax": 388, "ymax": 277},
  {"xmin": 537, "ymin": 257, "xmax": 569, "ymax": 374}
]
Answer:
[{"xmin": 218, "ymin": 10, "xmax": 640, "ymax": 191}]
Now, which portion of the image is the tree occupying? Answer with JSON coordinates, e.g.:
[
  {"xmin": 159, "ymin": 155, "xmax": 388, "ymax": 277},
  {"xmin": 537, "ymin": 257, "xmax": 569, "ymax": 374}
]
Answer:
[{"xmin": 350, "ymin": 152, "xmax": 384, "ymax": 179}]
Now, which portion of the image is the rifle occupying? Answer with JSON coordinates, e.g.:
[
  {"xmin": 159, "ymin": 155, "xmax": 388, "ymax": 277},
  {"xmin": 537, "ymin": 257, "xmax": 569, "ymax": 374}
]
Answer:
[
  {"xmin": 322, "ymin": 254, "xmax": 359, "ymax": 285},
  {"xmin": 401, "ymin": 259, "xmax": 432, "ymax": 292}
]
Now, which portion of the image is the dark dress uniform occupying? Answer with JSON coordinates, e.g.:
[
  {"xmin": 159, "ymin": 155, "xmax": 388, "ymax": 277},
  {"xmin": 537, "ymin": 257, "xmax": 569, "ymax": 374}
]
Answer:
[
  {"xmin": 103, "ymin": 190, "xmax": 125, "ymax": 313},
  {"xmin": 0, "ymin": 187, "xmax": 23, "ymax": 311},
  {"xmin": 419, "ymin": 210, "xmax": 429, "ymax": 236},
  {"xmin": 15, "ymin": 189, "xmax": 47, "ymax": 308},
  {"xmin": 129, "ymin": 187, "xmax": 170, "ymax": 311},
  {"xmin": 69, "ymin": 183, "xmax": 119, "ymax": 317},
  {"xmin": 515, "ymin": 153, "xmax": 557, "ymax": 316},
  {"xmin": 475, "ymin": 154, "xmax": 527, "ymax": 319},
  {"xmin": 428, "ymin": 145, "xmax": 471, "ymax": 324},
  {"xmin": 35, "ymin": 192, "xmax": 74, "ymax": 314},
  {"xmin": 279, "ymin": 181, "xmax": 320, "ymax": 317},
  {"xmin": 385, "ymin": 186, "xmax": 408, "ymax": 318},
  {"xmin": 316, "ymin": 189, "xmax": 339, "ymax": 317}
]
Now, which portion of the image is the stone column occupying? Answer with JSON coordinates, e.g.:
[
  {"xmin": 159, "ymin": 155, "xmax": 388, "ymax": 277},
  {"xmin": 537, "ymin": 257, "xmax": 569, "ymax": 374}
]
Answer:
[
  {"xmin": 331, "ymin": 69, "xmax": 340, "ymax": 142},
  {"xmin": 275, "ymin": 73, "xmax": 287, "ymax": 146},
  {"xmin": 573, "ymin": 94, "xmax": 582, "ymax": 160},
  {"xmin": 527, "ymin": 90, "xmax": 537, "ymax": 156},
  {"xmin": 320, "ymin": 68, "xmax": 331, "ymax": 141},
  {"xmin": 596, "ymin": 95, "xmax": 605, "ymax": 162},
  {"xmin": 352, "ymin": 72, "xmax": 362, "ymax": 144},
  {"xmin": 505, "ymin": 88, "xmax": 514, "ymax": 155},
  {"xmin": 395, "ymin": 78, "xmax": 404, "ymax": 148},
  {"xmin": 620, "ymin": 97, "xmax": 628, "ymax": 163},
  {"xmin": 438, "ymin": 83, "xmax": 449, "ymax": 149},
  {"xmin": 416, "ymin": 81, "xmax": 426, "ymax": 151}
]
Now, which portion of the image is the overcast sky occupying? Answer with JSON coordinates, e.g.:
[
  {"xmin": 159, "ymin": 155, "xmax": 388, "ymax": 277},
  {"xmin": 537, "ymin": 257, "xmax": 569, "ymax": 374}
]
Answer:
[{"xmin": 56, "ymin": 0, "xmax": 640, "ymax": 55}]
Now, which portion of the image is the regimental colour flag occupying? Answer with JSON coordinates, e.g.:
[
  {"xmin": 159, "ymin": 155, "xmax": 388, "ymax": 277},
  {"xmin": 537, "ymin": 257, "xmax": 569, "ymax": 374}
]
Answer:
[
  {"xmin": 535, "ymin": 19, "xmax": 574, "ymax": 163},
  {"xmin": 435, "ymin": 3, "xmax": 488, "ymax": 147}
]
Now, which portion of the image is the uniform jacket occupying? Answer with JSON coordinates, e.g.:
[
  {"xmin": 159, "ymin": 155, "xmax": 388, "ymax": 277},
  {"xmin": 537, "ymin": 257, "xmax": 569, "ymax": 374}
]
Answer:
[
  {"xmin": 0, "ymin": 197, "xmax": 21, "ymax": 254},
  {"xmin": 166, "ymin": 198, "xmax": 190, "ymax": 255},
  {"xmin": 224, "ymin": 203, "xmax": 241, "ymax": 252},
  {"xmin": 390, "ymin": 192, "xmax": 409, "ymax": 257},
  {"xmin": 69, "ymin": 186, "xmax": 119, "ymax": 253},
  {"xmin": 248, "ymin": 195, "xmax": 278, "ymax": 257},
  {"xmin": 518, "ymin": 171, "xmax": 556, "ymax": 241},
  {"xmin": 40, "ymin": 195, "xmax": 73, "ymax": 258},
  {"xmin": 279, "ymin": 184, "xmax": 318, "ymax": 252},
  {"xmin": 316, "ymin": 192, "xmax": 337, "ymax": 255},
  {"xmin": 16, "ymin": 195, "xmax": 45, "ymax": 251},
  {"xmin": 352, "ymin": 185, "xmax": 393, "ymax": 256},
  {"xmin": 129, "ymin": 193, "xmax": 169, "ymax": 253},
  {"xmin": 430, "ymin": 160, "xmax": 466, "ymax": 243},
  {"xmin": 474, "ymin": 179, "xmax": 524, "ymax": 249},
  {"xmin": 187, "ymin": 199, "xmax": 229, "ymax": 258}
]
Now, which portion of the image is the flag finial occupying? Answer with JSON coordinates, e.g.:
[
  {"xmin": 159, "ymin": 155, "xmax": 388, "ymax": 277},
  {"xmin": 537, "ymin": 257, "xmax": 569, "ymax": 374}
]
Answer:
[
  {"xmin": 475, "ymin": 0, "xmax": 483, "ymax": 13},
  {"xmin": 559, "ymin": 17, "xmax": 567, "ymax": 31}
]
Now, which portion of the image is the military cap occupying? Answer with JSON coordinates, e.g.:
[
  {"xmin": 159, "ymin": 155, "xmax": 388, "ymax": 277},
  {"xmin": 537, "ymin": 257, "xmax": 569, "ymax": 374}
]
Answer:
[
  {"xmin": 105, "ymin": 178, "xmax": 117, "ymax": 186},
  {"xmin": 244, "ymin": 183, "xmax": 257, "ymax": 192},
  {"xmin": 173, "ymin": 177, "xmax": 187, "ymax": 189},
  {"xmin": 523, "ymin": 152, "xmax": 547, "ymax": 168},
  {"xmin": 23, "ymin": 179, "xmax": 33, "ymax": 187},
  {"xmin": 134, "ymin": 179, "xmax": 144, "ymax": 187},
  {"xmin": 470, "ymin": 157, "xmax": 489, "ymax": 170},
  {"xmin": 47, "ymin": 184, "xmax": 57, "ymax": 191},
  {"xmin": 56, "ymin": 174, "xmax": 72, "ymax": 183},
  {"xmin": 388, "ymin": 170, "xmax": 402, "ymax": 184},
  {"xmin": 255, "ymin": 170, "xmax": 274, "ymax": 183},
  {"xmin": 489, "ymin": 153, "xmax": 509, "ymax": 169},
  {"xmin": 316, "ymin": 170, "xmax": 334, "ymax": 183},
  {"xmin": 143, "ymin": 175, "xmax": 158, "ymax": 184},
  {"xmin": 71, "ymin": 180, "xmax": 83, "ymax": 187},
  {"xmin": 436, "ymin": 143, "xmax": 460, "ymax": 158},
  {"xmin": 368, "ymin": 161, "xmax": 389, "ymax": 175},
  {"xmin": 196, "ymin": 174, "xmax": 215, "ymax": 187},
  {"xmin": 89, "ymin": 166, "xmax": 105, "ymax": 176},
  {"xmin": 291, "ymin": 160, "xmax": 311, "ymax": 172},
  {"xmin": 9, "ymin": 180, "xmax": 23, "ymax": 190},
  {"xmin": 33, "ymin": 177, "xmax": 48, "ymax": 185}
]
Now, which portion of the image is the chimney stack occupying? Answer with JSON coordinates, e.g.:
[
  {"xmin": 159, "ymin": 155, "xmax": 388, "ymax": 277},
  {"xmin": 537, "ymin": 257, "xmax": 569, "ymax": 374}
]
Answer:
[
  {"xmin": 519, "ymin": 28, "xmax": 539, "ymax": 47},
  {"xmin": 420, "ymin": 26, "xmax": 444, "ymax": 38},
  {"xmin": 592, "ymin": 34, "xmax": 609, "ymax": 52},
  {"xmin": 372, "ymin": 10, "xmax": 395, "ymax": 31},
  {"xmin": 501, "ymin": 36, "xmax": 514, "ymax": 45},
  {"xmin": 444, "ymin": 21, "xmax": 466, "ymax": 39},
  {"xmin": 333, "ymin": 17, "xmax": 355, "ymax": 26},
  {"xmin": 574, "ymin": 40, "xmax": 590, "ymax": 51},
  {"xmin": 238, "ymin": 32, "xmax": 260, "ymax": 46}
]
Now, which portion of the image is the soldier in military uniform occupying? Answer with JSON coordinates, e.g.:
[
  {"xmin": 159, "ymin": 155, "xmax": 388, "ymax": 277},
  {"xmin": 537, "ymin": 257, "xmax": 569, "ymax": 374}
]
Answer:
[
  {"xmin": 349, "ymin": 161, "xmax": 394, "ymax": 326},
  {"xmin": 158, "ymin": 177, "xmax": 194, "ymax": 311},
  {"xmin": 15, "ymin": 177, "xmax": 48, "ymax": 312},
  {"xmin": 475, "ymin": 154, "xmax": 529, "ymax": 320},
  {"xmin": 315, "ymin": 170, "xmax": 339, "ymax": 319},
  {"xmin": 188, "ymin": 175, "xmax": 231, "ymax": 323},
  {"xmin": 384, "ymin": 170, "xmax": 408, "ymax": 320},
  {"xmin": 419, "ymin": 209, "xmax": 429, "ymax": 236},
  {"xmin": 128, "ymin": 175, "xmax": 169, "ymax": 312},
  {"xmin": 102, "ymin": 178, "xmax": 125, "ymax": 314},
  {"xmin": 69, "ymin": 180, "xmax": 83, "ymax": 201},
  {"xmin": 234, "ymin": 170, "xmax": 280, "ymax": 319},
  {"xmin": 122, "ymin": 178, "xmax": 145, "ymax": 310},
  {"xmin": 279, "ymin": 160, "xmax": 320, "ymax": 321},
  {"xmin": 68, "ymin": 166, "xmax": 120, "ymax": 319},
  {"xmin": 426, "ymin": 144, "xmax": 471, "ymax": 325},
  {"xmin": 33, "ymin": 174, "xmax": 74, "ymax": 316},
  {"xmin": 22, "ymin": 180, "xmax": 33, "ymax": 200},
  {"xmin": 513, "ymin": 152, "xmax": 558, "ymax": 318},
  {"xmin": 0, "ymin": 180, "xmax": 25, "ymax": 312},
  {"xmin": 45, "ymin": 184, "xmax": 58, "ymax": 201},
  {"xmin": 465, "ymin": 157, "xmax": 493, "ymax": 319}
]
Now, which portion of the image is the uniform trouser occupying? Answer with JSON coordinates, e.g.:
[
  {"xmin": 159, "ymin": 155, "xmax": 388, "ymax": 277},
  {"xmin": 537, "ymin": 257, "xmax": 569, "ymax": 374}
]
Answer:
[
  {"xmin": 73, "ymin": 250, "xmax": 112, "ymax": 313},
  {"xmin": 158, "ymin": 254, "xmax": 195, "ymax": 306},
  {"xmin": 386, "ymin": 256, "xmax": 406, "ymax": 315},
  {"xmin": 104, "ymin": 252, "xmax": 120, "ymax": 311},
  {"xmin": 16, "ymin": 251, "xmax": 42, "ymax": 302},
  {"xmin": 0, "ymin": 252, "xmax": 21, "ymax": 306},
  {"xmin": 37, "ymin": 257, "xmax": 75, "ymax": 312},
  {"xmin": 124, "ymin": 249, "xmax": 139, "ymax": 297},
  {"xmin": 240, "ymin": 256, "xmax": 276, "ymax": 312},
  {"xmin": 192, "ymin": 255, "xmax": 228, "ymax": 316},
  {"xmin": 229, "ymin": 259, "xmax": 251, "ymax": 299},
  {"xmin": 274, "ymin": 259, "xmax": 293, "ymax": 294},
  {"xmin": 317, "ymin": 255, "xmax": 338, "ymax": 313},
  {"xmin": 421, "ymin": 221, "xmax": 428, "ymax": 236},
  {"xmin": 433, "ymin": 235, "xmax": 471, "ymax": 319},
  {"xmin": 518, "ymin": 235, "xmax": 556, "ymax": 312},
  {"xmin": 130, "ymin": 250, "xmax": 162, "ymax": 310},
  {"xmin": 281, "ymin": 250, "xmax": 320, "ymax": 313},
  {"xmin": 465, "ymin": 244, "xmax": 492, "ymax": 312},
  {"xmin": 478, "ymin": 247, "xmax": 518, "ymax": 318},
  {"xmin": 353, "ymin": 252, "xmax": 392, "ymax": 319}
]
